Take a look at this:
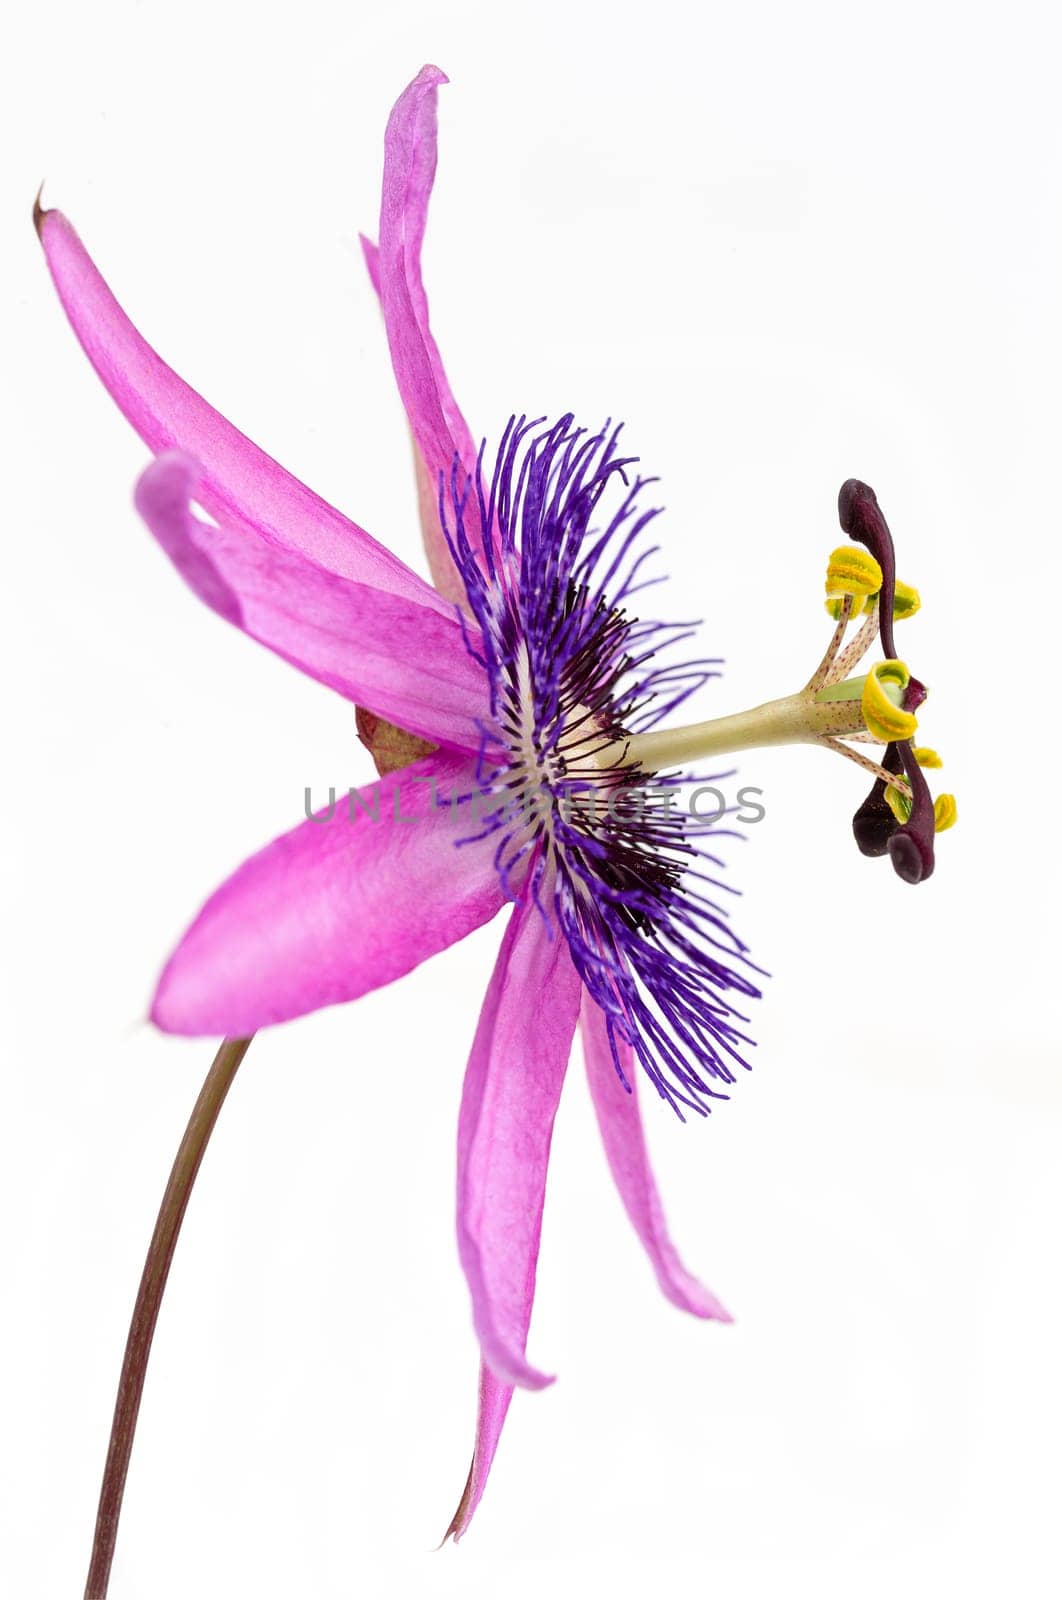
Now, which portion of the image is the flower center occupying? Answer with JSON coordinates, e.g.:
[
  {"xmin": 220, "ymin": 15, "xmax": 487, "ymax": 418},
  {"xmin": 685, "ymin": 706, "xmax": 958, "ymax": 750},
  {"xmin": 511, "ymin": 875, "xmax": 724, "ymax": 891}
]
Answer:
[{"xmin": 442, "ymin": 416, "xmax": 758, "ymax": 1117}]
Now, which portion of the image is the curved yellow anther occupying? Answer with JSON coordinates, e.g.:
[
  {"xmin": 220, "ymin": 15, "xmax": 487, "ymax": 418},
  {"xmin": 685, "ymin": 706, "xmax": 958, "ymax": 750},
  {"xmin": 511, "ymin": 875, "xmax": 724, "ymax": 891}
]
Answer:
[
  {"xmin": 933, "ymin": 793, "xmax": 957, "ymax": 833},
  {"xmin": 892, "ymin": 580, "xmax": 921, "ymax": 620},
  {"xmin": 912, "ymin": 746, "xmax": 942, "ymax": 769},
  {"xmin": 825, "ymin": 576, "xmax": 920, "ymax": 624},
  {"xmin": 861, "ymin": 659, "xmax": 918, "ymax": 743},
  {"xmin": 825, "ymin": 545, "xmax": 883, "ymax": 601},
  {"xmin": 885, "ymin": 783, "xmax": 912, "ymax": 824}
]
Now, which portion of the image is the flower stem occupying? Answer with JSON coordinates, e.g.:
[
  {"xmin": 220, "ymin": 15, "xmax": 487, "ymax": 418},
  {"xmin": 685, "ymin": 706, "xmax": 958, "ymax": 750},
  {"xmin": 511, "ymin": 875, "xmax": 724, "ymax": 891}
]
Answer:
[{"xmin": 83, "ymin": 1034, "xmax": 253, "ymax": 1600}]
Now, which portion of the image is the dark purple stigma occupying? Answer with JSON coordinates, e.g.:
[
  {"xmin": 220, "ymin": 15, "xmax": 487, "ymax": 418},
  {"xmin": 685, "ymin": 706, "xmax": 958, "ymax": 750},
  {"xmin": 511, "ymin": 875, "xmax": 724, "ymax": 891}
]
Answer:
[
  {"xmin": 838, "ymin": 478, "xmax": 898, "ymax": 659},
  {"xmin": 903, "ymin": 676, "xmax": 927, "ymax": 713},
  {"xmin": 839, "ymin": 479, "xmax": 935, "ymax": 884},
  {"xmin": 852, "ymin": 732, "xmax": 935, "ymax": 882},
  {"xmin": 852, "ymin": 740, "xmax": 904, "ymax": 858},
  {"xmin": 887, "ymin": 742, "xmax": 936, "ymax": 883}
]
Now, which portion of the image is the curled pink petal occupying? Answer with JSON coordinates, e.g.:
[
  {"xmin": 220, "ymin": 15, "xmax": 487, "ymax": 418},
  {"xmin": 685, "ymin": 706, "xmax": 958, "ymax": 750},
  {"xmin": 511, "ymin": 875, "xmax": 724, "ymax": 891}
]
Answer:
[
  {"xmin": 376, "ymin": 67, "xmax": 494, "ymax": 591},
  {"xmin": 456, "ymin": 895, "xmax": 582, "ymax": 1390},
  {"xmin": 135, "ymin": 453, "xmax": 485, "ymax": 752},
  {"xmin": 443, "ymin": 1360, "xmax": 513, "ymax": 1544},
  {"xmin": 36, "ymin": 202, "xmax": 446, "ymax": 611},
  {"xmin": 581, "ymin": 993, "xmax": 732, "ymax": 1322},
  {"xmin": 152, "ymin": 753, "xmax": 505, "ymax": 1037}
]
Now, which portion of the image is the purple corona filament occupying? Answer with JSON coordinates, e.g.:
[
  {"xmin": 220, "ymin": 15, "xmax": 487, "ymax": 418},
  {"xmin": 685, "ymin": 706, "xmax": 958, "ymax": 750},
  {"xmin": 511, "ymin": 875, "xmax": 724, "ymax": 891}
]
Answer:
[{"xmin": 443, "ymin": 414, "xmax": 762, "ymax": 1118}]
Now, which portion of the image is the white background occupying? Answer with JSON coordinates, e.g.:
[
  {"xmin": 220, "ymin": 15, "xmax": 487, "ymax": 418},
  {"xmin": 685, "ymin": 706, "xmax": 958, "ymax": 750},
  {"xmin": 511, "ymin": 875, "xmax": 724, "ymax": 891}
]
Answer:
[{"xmin": 2, "ymin": 2, "xmax": 1060, "ymax": 1596}]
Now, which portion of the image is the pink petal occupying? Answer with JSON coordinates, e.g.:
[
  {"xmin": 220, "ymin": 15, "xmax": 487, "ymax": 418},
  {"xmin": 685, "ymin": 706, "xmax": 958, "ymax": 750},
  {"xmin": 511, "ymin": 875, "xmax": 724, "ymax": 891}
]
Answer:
[
  {"xmin": 581, "ymin": 993, "xmax": 732, "ymax": 1322},
  {"xmin": 361, "ymin": 232, "xmax": 467, "ymax": 605},
  {"xmin": 378, "ymin": 70, "xmax": 478, "ymax": 473},
  {"xmin": 360, "ymin": 233, "xmax": 383, "ymax": 300},
  {"xmin": 152, "ymin": 752, "xmax": 504, "ymax": 1036},
  {"xmin": 443, "ymin": 1360, "xmax": 513, "ymax": 1544},
  {"xmin": 375, "ymin": 67, "xmax": 494, "ymax": 593},
  {"xmin": 36, "ymin": 203, "xmax": 448, "ymax": 613},
  {"xmin": 135, "ymin": 453, "xmax": 486, "ymax": 753},
  {"xmin": 456, "ymin": 895, "xmax": 582, "ymax": 1390}
]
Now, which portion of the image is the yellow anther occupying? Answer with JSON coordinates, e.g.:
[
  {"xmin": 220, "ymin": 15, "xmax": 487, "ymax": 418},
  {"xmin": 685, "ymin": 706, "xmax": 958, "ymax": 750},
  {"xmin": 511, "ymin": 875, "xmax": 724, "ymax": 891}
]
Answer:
[
  {"xmin": 912, "ymin": 746, "xmax": 942, "ymax": 769},
  {"xmin": 825, "ymin": 576, "xmax": 920, "ymax": 624},
  {"xmin": 933, "ymin": 793, "xmax": 957, "ymax": 833},
  {"xmin": 861, "ymin": 659, "xmax": 918, "ymax": 743},
  {"xmin": 885, "ymin": 783, "xmax": 912, "ymax": 824},
  {"xmin": 825, "ymin": 545, "xmax": 883, "ymax": 600},
  {"xmin": 892, "ymin": 580, "xmax": 921, "ymax": 620}
]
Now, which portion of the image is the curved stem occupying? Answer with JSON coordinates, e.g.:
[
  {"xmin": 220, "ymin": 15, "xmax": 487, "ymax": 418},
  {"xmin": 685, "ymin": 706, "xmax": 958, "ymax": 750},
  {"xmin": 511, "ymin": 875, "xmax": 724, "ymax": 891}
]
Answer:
[{"xmin": 83, "ymin": 1035, "xmax": 253, "ymax": 1600}]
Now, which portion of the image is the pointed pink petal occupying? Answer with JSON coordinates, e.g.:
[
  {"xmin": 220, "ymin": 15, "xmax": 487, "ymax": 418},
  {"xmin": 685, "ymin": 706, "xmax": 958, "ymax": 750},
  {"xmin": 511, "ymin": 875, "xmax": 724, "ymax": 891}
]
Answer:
[
  {"xmin": 412, "ymin": 441, "xmax": 467, "ymax": 604},
  {"xmin": 360, "ymin": 231, "xmax": 466, "ymax": 605},
  {"xmin": 581, "ymin": 993, "xmax": 732, "ymax": 1322},
  {"xmin": 376, "ymin": 67, "xmax": 493, "ymax": 593},
  {"xmin": 36, "ymin": 204, "xmax": 448, "ymax": 612},
  {"xmin": 378, "ymin": 69, "xmax": 477, "ymax": 473},
  {"xmin": 447, "ymin": 977, "xmax": 731, "ymax": 1545},
  {"xmin": 152, "ymin": 753, "xmax": 504, "ymax": 1036},
  {"xmin": 135, "ymin": 453, "xmax": 485, "ymax": 752},
  {"xmin": 360, "ymin": 233, "xmax": 382, "ymax": 299},
  {"xmin": 456, "ymin": 896, "xmax": 582, "ymax": 1390},
  {"xmin": 443, "ymin": 1360, "xmax": 513, "ymax": 1544}
]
